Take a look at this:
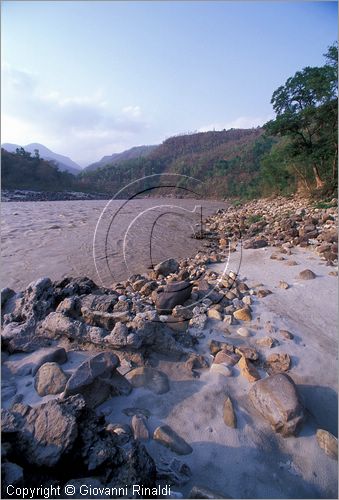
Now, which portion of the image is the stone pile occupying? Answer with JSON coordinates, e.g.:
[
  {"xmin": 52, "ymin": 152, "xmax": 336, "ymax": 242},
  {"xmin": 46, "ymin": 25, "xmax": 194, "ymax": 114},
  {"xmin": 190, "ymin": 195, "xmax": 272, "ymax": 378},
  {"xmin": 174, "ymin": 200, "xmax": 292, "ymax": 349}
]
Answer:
[{"xmin": 203, "ymin": 196, "xmax": 338, "ymax": 266}]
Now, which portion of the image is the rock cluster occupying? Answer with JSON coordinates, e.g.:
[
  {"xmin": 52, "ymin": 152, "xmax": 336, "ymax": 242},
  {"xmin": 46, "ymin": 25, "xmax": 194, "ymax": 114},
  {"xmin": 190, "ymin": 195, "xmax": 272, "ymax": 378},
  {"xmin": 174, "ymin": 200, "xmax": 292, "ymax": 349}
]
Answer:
[
  {"xmin": 1, "ymin": 395, "xmax": 156, "ymax": 494},
  {"xmin": 204, "ymin": 196, "xmax": 338, "ymax": 265}
]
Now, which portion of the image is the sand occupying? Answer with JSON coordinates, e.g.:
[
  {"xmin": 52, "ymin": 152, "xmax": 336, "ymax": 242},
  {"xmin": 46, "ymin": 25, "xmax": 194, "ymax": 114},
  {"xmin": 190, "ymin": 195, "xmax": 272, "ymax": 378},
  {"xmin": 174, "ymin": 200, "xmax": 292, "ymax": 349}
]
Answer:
[{"xmin": 1, "ymin": 246, "xmax": 338, "ymax": 498}]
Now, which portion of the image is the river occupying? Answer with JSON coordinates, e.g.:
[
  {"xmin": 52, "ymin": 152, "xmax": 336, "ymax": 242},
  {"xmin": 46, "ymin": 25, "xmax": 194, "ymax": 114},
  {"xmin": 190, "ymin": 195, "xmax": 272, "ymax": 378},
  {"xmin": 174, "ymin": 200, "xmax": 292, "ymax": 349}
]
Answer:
[{"xmin": 1, "ymin": 198, "xmax": 226, "ymax": 290}]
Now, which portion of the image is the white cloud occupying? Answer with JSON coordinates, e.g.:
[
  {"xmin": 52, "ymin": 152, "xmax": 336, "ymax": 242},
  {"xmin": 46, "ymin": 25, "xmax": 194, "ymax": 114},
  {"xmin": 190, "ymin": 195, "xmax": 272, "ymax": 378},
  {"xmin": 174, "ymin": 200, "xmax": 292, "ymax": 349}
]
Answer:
[
  {"xmin": 1, "ymin": 64, "xmax": 147, "ymax": 165},
  {"xmin": 198, "ymin": 115, "xmax": 273, "ymax": 133},
  {"xmin": 122, "ymin": 105, "xmax": 141, "ymax": 118}
]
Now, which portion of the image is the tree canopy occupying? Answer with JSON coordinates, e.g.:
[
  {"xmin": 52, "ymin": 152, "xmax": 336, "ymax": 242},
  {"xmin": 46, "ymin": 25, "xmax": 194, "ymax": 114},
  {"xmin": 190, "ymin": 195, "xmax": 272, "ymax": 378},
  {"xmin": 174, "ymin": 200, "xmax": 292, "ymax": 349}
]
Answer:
[{"xmin": 264, "ymin": 42, "xmax": 338, "ymax": 192}]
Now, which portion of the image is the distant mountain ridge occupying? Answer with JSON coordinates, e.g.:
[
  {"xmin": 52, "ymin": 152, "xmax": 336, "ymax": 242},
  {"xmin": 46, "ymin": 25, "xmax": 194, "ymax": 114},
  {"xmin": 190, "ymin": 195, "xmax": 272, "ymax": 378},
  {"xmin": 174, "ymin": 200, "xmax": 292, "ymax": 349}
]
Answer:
[
  {"xmin": 1, "ymin": 142, "xmax": 82, "ymax": 175},
  {"xmin": 85, "ymin": 144, "xmax": 158, "ymax": 172}
]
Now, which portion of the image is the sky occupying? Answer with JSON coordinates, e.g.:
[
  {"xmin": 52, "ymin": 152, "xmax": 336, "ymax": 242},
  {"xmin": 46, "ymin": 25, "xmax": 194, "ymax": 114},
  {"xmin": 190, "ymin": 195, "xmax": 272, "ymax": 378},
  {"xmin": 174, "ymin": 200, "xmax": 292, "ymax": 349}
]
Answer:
[{"xmin": 1, "ymin": 1, "xmax": 337, "ymax": 166}]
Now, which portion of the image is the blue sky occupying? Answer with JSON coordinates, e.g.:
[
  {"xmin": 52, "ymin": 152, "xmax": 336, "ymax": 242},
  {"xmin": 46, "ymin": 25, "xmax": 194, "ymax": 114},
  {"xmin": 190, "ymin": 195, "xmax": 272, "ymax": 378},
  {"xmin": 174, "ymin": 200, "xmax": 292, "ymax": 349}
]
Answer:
[{"xmin": 1, "ymin": 1, "xmax": 337, "ymax": 166}]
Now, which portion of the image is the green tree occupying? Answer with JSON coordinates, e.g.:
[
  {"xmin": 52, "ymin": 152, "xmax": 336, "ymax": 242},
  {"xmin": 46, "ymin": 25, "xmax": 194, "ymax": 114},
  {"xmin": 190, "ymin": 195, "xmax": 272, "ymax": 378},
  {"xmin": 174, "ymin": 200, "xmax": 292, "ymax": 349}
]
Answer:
[{"xmin": 264, "ymin": 42, "xmax": 338, "ymax": 190}]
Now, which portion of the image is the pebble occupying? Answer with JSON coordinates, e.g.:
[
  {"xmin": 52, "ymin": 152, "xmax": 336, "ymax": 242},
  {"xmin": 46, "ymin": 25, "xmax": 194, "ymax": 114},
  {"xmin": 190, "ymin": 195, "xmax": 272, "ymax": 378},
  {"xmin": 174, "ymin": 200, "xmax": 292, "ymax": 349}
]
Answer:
[
  {"xmin": 279, "ymin": 329, "xmax": 294, "ymax": 340},
  {"xmin": 233, "ymin": 308, "xmax": 252, "ymax": 321},
  {"xmin": 223, "ymin": 396, "xmax": 237, "ymax": 428},
  {"xmin": 256, "ymin": 336, "xmax": 277, "ymax": 348},
  {"xmin": 316, "ymin": 429, "xmax": 338, "ymax": 461},
  {"xmin": 207, "ymin": 309, "xmax": 223, "ymax": 321},
  {"xmin": 279, "ymin": 281, "xmax": 289, "ymax": 289},
  {"xmin": 237, "ymin": 326, "xmax": 251, "ymax": 337}
]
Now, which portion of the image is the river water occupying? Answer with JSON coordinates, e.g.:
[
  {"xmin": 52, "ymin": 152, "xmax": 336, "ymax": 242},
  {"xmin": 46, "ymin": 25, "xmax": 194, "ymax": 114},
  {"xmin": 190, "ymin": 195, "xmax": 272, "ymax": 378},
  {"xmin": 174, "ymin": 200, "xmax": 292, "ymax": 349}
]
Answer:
[{"xmin": 1, "ymin": 198, "xmax": 226, "ymax": 291}]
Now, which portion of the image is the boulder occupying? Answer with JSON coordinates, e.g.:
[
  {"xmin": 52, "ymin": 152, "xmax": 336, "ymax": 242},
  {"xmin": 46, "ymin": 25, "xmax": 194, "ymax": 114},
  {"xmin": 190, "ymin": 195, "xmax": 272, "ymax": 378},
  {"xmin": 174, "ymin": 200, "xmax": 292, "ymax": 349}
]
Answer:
[
  {"xmin": 38, "ymin": 312, "xmax": 88, "ymax": 340},
  {"xmin": 154, "ymin": 281, "xmax": 193, "ymax": 314},
  {"xmin": 298, "ymin": 269, "xmax": 316, "ymax": 280},
  {"xmin": 154, "ymin": 258, "xmax": 179, "ymax": 277},
  {"xmin": 154, "ymin": 425, "xmax": 193, "ymax": 455},
  {"xmin": 56, "ymin": 296, "xmax": 81, "ymax": 318},
  {"xmin": 63, "ymin": 352, "xmax": 120, "ymax": 407},
  {"xmin": 125, "ymin": 367, "xmax": 169, "ymax": 394},
  {"xmin": 34, "ymin": 362, "xmax": 69, "ymax": 396},
  {"xmin": 80, "ymin": 307, "xmax": 116, "ymax": 330},
  {"xmin": 79, "ymin": 293, "xmax": 117, "ymax": 313},
  {"xmin": 1, "ymin": 396, "xmax": 85, "ymax": 467},
  {"xmin": 249, "ymin": 373, "xmax": 304, "ymax": 436},
  {"xmin": 1, "ymin": 319, "xmax": 47, "ymax": 354}
]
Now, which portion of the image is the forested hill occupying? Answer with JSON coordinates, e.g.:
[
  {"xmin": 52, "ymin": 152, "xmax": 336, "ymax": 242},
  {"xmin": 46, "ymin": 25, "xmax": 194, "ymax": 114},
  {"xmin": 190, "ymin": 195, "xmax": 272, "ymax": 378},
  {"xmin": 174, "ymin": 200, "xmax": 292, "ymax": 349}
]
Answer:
[
  {"xmin": 1, "ymin": 148, "xmax": 79, "ymax": 192},
  {"xmin": 77, "ymin": 128, "xmax": 275, "ymax": 198}
]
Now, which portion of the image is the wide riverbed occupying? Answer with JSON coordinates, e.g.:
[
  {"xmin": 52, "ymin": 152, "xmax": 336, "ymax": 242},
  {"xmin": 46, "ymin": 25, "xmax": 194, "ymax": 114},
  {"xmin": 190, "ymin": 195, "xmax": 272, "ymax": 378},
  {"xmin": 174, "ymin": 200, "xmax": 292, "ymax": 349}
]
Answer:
[{"xmin": 1, "ymin": 198, "xmax": 226, "ymax": 290}]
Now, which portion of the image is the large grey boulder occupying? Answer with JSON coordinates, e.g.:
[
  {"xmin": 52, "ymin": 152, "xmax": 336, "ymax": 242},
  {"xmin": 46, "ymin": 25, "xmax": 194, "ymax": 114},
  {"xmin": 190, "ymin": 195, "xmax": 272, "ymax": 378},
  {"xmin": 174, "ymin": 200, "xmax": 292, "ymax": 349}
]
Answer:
[
  {"xmin": 154, "ymin": 281, "xmax": 193, "ymax": 314},
  {"xmin": 1, "ymin": 396, "xmax": 85, "ymax": 467},
  {"xmin": 249, "ymin": 373, "xmax": 304, "ymax": 436},
  {"xmin": 154, "ymin": 258, "xmax": 179, "ymax": 277},
  {"xmin": 1, "ymin": 318, "xmax": 50, "ymax": 353},
  {"xmin": 38, "ymin": 312, "xmax": 88, "ymax": 340},
  {"xmin": 1, "ymin": 395, "xmax": 157, "ymax": 494},
  {"xmin": 63, "ymin": 352, "xmax": 124, "ymax": 407},
  {"xmin": 4, "ymin": 277, "xmax": 55, "ymax": 324},
  {"xmin": 34, "ymin": 362, "xmax": 69, "ymax": 396}
]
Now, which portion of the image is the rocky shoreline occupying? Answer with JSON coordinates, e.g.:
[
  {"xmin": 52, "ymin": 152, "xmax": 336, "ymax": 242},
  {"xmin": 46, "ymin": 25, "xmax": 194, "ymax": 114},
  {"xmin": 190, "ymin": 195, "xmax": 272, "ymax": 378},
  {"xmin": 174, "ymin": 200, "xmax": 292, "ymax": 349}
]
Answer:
[
  {"xmin": 1, "ymin": 195, "xmax": 338, "ymax": 499},
  {"xmin": 1, "ymin": 189, "xmax": 110, "ymax": 202}
]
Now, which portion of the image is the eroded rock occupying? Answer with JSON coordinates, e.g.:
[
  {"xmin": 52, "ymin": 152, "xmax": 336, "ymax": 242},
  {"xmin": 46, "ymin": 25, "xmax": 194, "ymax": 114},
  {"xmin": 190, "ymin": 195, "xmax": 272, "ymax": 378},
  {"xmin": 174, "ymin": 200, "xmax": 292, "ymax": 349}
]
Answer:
[{"xmin": 249, "ymin": 373, "xmax": 304, "ymax": 436}]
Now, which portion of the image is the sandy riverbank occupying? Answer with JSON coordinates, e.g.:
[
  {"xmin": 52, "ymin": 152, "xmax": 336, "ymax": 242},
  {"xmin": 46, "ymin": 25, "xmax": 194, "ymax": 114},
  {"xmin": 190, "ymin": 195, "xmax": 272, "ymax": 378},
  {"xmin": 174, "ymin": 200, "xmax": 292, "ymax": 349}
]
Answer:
[{"xmin": 2, "ymin": 245, "xmax": 337, "ymax": 498}]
